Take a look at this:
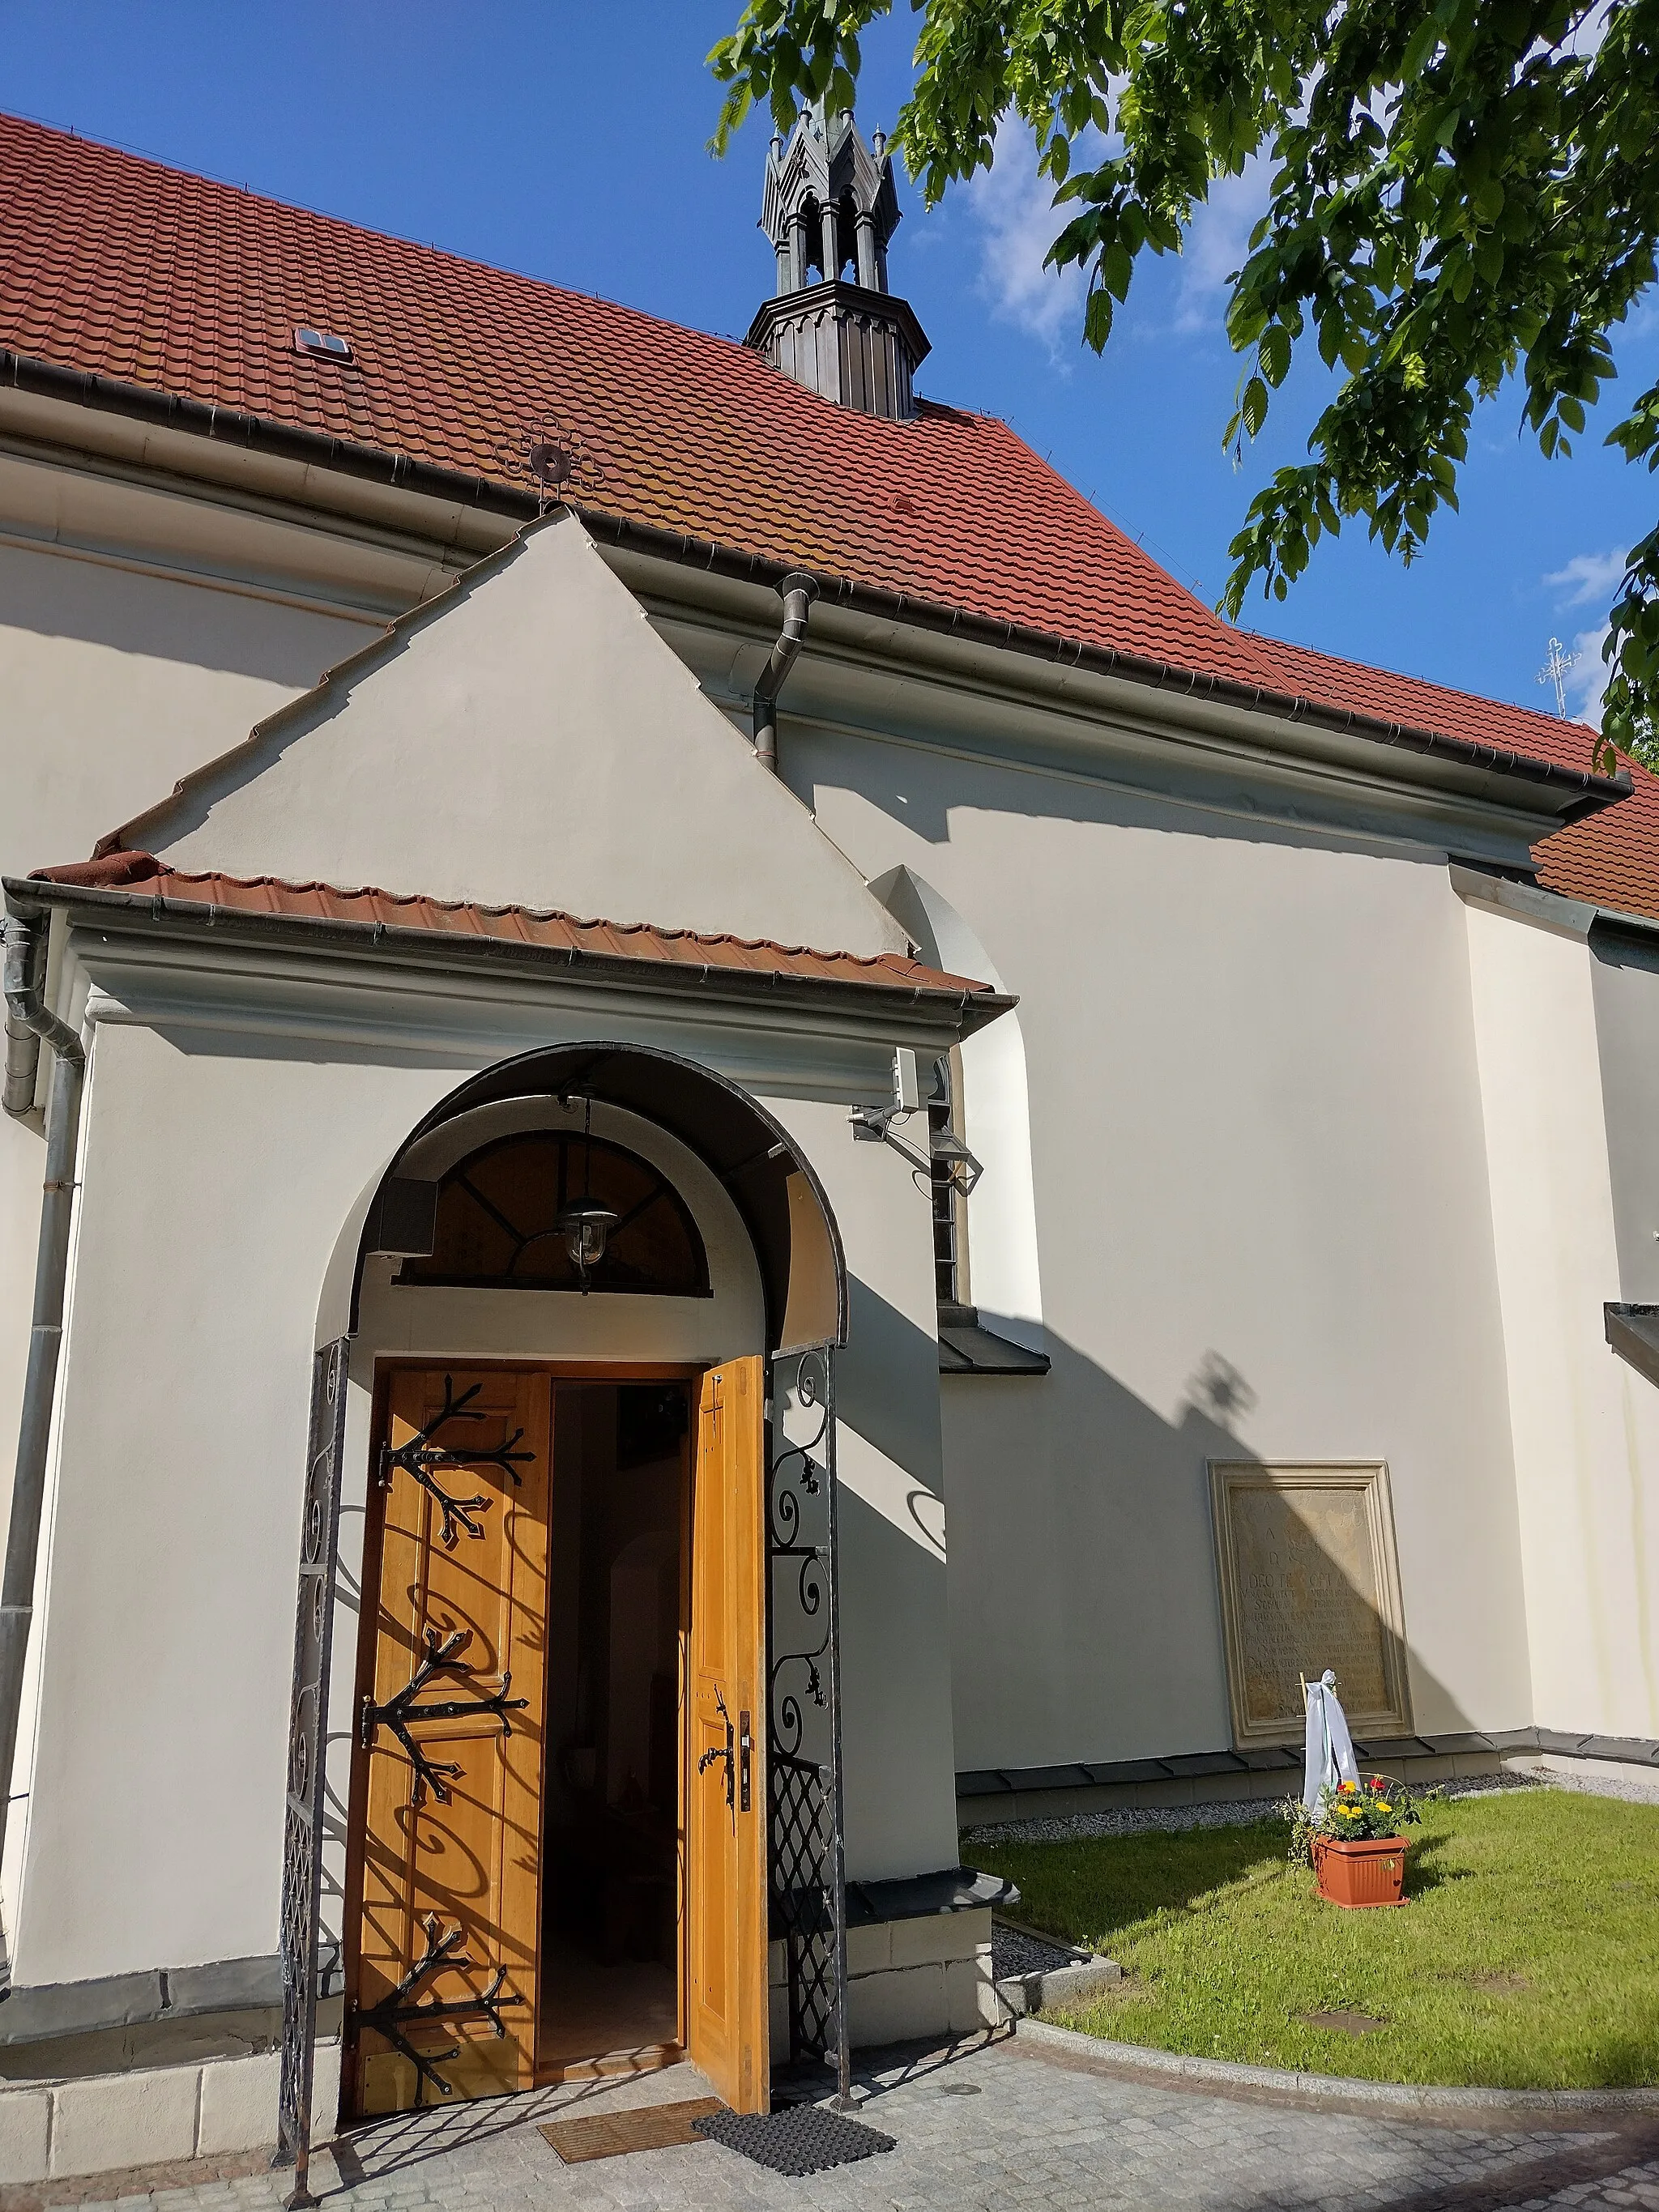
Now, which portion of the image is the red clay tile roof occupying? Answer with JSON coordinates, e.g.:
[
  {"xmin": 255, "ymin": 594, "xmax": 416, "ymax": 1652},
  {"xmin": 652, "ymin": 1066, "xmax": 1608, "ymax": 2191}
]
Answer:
[
  {"xmin": 1, "ymin": 111, "xmax": 1651, "ymax": 915},
  {"xmin": 28, "ymin": 852, "xmax": 1005, "ymax": 1006}
]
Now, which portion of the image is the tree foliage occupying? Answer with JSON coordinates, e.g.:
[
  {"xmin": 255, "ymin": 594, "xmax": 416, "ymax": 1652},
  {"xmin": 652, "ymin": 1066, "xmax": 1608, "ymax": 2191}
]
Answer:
[{"xmin": 710, "ymin": 0, "xmax": 1659, "ymax": 766}]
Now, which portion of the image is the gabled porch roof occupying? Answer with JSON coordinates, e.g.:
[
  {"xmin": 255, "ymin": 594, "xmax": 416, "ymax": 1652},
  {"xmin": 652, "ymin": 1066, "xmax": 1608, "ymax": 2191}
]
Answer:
[{"xmin": 16, "ymin": 852, "xmax": 1014, "ymax": 1038}]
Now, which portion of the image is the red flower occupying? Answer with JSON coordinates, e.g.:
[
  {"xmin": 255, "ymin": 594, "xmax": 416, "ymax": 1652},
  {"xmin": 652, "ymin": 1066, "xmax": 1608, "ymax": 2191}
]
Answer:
[{"xmin": 1367, "ymin": 1776, "xmax": 1386, "ymax": 1792}]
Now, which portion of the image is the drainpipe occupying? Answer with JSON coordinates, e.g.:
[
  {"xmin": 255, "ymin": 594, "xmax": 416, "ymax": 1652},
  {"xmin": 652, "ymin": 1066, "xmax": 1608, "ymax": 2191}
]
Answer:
[
  {"xmin": 752, "ymin": 571, "xmax": 819, "ymax": 774},
  {"xmin": 0, "ymin": 901, "xmax": 87, "ymax": 1881},
  {"xmin": 2, "ymin": 930, "xmax": 44, "ymax": 1123}
]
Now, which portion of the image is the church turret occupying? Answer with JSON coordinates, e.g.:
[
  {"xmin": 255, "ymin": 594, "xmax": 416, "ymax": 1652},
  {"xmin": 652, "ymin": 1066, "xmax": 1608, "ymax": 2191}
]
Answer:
[{"xmin": 744, "ymin": 105, "xmax": 930, "ymax": 421}]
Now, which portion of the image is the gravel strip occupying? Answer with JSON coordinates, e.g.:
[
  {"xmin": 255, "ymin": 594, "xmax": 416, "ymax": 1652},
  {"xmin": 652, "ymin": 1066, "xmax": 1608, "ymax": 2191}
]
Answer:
[
  {"xmin": 962, "ymin": 1767, "xmax": 1546, "ymax": 1848},
  {"xmin": 1511, "ymin": 1758, "xmax": 1659, "ymax": 1805},
  {"xmin": 992, "ymin": 1923, "xmax": 1081, "ymax": 1979}
]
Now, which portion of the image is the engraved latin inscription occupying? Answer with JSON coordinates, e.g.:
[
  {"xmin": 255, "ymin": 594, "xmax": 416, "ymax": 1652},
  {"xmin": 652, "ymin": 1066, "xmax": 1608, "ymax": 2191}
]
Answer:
[{"xmin": 1209, "ymin": 1464, "xmax": 1410, "ymax": 1745}]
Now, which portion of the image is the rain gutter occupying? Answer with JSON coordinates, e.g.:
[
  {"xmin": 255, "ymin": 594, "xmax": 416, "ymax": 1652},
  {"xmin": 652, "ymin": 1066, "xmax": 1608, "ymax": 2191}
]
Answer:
[
  {"xmin": 0, "ymin": 876, "xmax": 1018, "ymax": 1042},
  {"xmin": 2, "ymin": 348, "xmax": 1627, "ymax": 826}
]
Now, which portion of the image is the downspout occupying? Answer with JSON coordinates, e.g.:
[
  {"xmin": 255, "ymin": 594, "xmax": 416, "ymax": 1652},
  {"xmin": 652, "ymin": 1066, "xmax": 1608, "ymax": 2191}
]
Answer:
[
  {"xmin": 2, "ymin": 929, "xmax": 44, "ymax": 1120},
  {"xmin": 0, "ymin": 901, "xmax": 87, "ymax": 1882},
  {"xmin": 752, "ymin": 570, "xmax": 819, "ymax": 774}
]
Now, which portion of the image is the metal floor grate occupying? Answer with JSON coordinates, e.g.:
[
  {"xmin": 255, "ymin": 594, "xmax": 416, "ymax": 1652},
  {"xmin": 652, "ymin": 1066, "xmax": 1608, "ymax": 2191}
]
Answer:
[{"xmin": 693, "ymin": 2102, "xmax": 896, "ymax": 2176}]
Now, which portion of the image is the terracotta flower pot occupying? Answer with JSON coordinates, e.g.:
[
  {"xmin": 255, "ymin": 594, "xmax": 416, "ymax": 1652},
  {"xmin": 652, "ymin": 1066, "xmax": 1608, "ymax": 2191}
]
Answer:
[{"xmin": 1312, "ymin": 1833, "xmax": 1408, "ymax": 1907}]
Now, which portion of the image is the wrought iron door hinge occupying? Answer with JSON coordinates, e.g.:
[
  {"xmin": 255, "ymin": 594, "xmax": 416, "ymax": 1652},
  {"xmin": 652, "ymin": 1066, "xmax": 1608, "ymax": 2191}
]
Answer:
[
  {"xmin": 354, "ymin": 1913, "xmax": 522, "ymax": 2105},
  {"xmin": 360, "ymin": 1626, "xmax": 527, "ymax": 1805},
  {"xmin": 379, "ymin": 1374, "xmax": 533, "ymax": 1549}
]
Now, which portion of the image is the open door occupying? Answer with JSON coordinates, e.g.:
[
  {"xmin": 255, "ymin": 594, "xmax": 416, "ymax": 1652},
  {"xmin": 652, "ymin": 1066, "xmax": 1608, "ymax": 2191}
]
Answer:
[
  {"xmin": 353, "ymin": 1368, "xmax": 550, "ymax": 2114},
  {"xmin": 686, "ymin": 1358, "xmax": 770, "ymax": 2113}
]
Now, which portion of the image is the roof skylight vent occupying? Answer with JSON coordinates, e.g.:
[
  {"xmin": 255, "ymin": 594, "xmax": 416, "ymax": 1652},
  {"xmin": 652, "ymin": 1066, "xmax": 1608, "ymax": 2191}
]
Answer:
[{"xmin": 292, "ymin": 326, "xmax": 352, "ymax": 363}]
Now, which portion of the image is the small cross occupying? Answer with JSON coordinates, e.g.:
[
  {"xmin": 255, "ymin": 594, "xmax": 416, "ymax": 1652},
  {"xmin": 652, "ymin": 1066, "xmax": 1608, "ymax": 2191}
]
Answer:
[{"xmin": 1537, "ymin": 635, "xmax": 1578, "ymax": 719}]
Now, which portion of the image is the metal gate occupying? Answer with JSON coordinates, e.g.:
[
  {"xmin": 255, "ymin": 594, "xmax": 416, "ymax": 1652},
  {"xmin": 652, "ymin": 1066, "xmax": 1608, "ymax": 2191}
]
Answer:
[
  {"xmin": 764, "ymin": 1344, "xmax": 851, "ymax": 2104},
  {"xmin": 274, "ymin": 1339, "xmax": 348, "ymax": 2209}
]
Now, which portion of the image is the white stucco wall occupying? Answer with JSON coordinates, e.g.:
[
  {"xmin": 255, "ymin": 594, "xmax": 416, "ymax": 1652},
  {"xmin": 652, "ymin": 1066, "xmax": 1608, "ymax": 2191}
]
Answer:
[
  {"xmin": 134, "ymin": 516, "xmax": 906, "ymax": 959},
  {"xmin": 0, "ymin": 541, "xmax": 387, "ymax": 1787},
  {"xmin": 1465, "ymin": 896, "xmax": 1659, "ymax": 1736},
  {"xmin": 791, "ymin": 722, "xmax": 1533, "ymax": 1767},
  {"xmin": 0, "ymin": 541, "xmax": 376, "ymax": 884},
  {"xmin": 10, "ymin": 940, "xmax": 961, "ymax": 1984}
]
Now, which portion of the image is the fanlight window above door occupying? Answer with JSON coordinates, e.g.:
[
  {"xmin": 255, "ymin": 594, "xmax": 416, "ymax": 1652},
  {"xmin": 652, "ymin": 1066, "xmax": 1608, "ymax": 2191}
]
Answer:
[{"xmin": 398, "ymin": 1131, "xmax": 710, "ymax": 1296}]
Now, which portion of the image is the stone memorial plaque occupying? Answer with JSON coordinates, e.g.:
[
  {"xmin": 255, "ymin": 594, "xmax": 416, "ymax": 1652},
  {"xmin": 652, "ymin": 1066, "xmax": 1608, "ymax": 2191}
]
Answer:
[{"xmin": 1209, "ymin": 1462, "xmax": 1411, "ymax": 1745}]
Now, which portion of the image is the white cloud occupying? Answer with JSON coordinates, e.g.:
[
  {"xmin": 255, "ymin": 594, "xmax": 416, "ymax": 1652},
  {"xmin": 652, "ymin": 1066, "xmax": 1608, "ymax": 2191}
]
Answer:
[
  {"xmin": 1173, "ymin": 158, "xmax": 1271, "ymax": 333},
  {"xmin": 1545, "ymin": 546, "xmax": 1628, "ymax": 607},
  {"xmin": 1544, "ymin": 548, "xmax": 1629, "ymax": 723},
  {"xmin": 1565, "ymin": 625, "xmax": 1613, "ymax": 724},
  {"xmin": 962, "ymin": 124, "xmax": 1086, "ymax": 355}
]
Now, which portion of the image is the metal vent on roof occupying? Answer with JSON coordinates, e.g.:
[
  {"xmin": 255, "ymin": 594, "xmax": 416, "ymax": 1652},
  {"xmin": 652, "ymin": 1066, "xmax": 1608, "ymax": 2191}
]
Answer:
[{"xmin": 292, "ymin": 325, "xmax": 352, "ymax": 362}]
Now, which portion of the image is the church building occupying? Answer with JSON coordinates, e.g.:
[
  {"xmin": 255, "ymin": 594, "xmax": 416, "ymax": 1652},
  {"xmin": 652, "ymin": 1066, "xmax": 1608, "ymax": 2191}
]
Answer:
[{"xmin": 2, "ymin": 104, "xmax": 1657, "ymax": 2190}]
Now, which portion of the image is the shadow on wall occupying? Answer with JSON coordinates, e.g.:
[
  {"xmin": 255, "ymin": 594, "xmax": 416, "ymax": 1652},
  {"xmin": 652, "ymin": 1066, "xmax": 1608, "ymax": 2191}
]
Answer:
[
  {"xmin": 798, "ymin": 704, "xmax": 1456, "ymax": 865},
  {"xmin": 943, "ymin": 1323, "xmax": 1473, "ymax": 1774},
  {"xmin": 0, "ymin": 537, "xmax": 375, "ymax": 684}
]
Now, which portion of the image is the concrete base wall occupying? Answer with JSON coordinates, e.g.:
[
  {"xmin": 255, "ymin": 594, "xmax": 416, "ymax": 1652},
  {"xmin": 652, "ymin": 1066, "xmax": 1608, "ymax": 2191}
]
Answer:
[
  {"xmin": 6, "ymin": 1912, "xmax": 994, "ymax": 2186},
  {"xmin": 0, "ymin": 2038, "xmax": 340, "ymax": 2186},
  {"xmin": 769, "ymin": 1907, "xmax": 996, "ymax": 2060}
]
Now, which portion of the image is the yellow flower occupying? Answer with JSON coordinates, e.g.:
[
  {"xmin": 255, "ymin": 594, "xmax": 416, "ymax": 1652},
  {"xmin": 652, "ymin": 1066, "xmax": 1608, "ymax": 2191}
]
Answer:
[{"xmin": 1377, "ymin": 1802, "xmax": 1392, "ymax": 1813}]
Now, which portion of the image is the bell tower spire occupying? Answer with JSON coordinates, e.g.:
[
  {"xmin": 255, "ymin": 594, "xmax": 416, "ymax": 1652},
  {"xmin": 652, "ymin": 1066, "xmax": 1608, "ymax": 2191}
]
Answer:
[{"xmin": 744, "ymin": 104, "xmax": 930, "ymax": 420}]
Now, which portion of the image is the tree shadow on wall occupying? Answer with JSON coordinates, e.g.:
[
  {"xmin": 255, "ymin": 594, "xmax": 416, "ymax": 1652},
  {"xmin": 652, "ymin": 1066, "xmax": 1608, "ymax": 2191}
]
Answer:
[{"xmin": 932, "ymin": 1315, "xmax": 1474, "ymax": 1774}]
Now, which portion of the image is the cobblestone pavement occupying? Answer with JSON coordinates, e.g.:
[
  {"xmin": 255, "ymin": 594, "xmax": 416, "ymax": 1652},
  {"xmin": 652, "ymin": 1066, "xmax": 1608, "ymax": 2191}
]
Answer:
[{"xmin": 22, "ymin": 2034, "xmax": 1659, "ymax": 2212}]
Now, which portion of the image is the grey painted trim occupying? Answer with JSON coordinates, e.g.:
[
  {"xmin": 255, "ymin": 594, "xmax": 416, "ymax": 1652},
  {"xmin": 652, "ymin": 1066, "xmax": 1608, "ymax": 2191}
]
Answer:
[
  {"xmin": 0, "ymin": 1876, "xmax": 1005, "ymax": 2052},
  {"xmin": 1606, "ymin": 1303, "xmax": 1659, "ymax": 1391},
  {"xmin": 1453, "ymin": 861, "xmax": 1659, "ymax": 949},
  {"xmin": 937, "ymin": 1306, "xmax": 1051, "ymax": 1376},
  {"xmin": 844, "ymin": 1865, "xmax": 1016, "ymax": 1925},
  {"xmin": 2, "ymin": 876, "xmax": 1017, "ymax": 1042},
  {"xmin": 0, "ymin": 349, "xmax": 1624, "ymax": 826},
  {"xmin": 0, "ymin": 1951, "xmax": 344, "ymax": 2049},
  {"xmin": 957, "ymin": 1726, "xmax": 1659, "ymax": 1798}
]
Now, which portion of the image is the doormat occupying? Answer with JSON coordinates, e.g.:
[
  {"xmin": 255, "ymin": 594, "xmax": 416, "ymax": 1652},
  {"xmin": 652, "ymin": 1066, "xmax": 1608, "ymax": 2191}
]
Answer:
[
  {"xmin": 539, "ymin": 2096, "xmax": 724, "ymax": 2163},
  {"xmin": 693, "ymin": 2102, "xmax": 896, "ymax": 2176}
]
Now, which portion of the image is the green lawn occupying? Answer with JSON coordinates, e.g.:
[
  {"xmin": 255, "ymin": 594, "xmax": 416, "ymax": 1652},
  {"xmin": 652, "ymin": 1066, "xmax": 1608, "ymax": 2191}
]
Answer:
[{"xmin": 972, "ymin": 1788, "xmax": 1659, "ymax": 2087}]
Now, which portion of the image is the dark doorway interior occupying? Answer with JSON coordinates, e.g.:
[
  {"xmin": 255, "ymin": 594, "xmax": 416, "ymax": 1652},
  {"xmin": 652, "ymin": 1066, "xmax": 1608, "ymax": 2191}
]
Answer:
[{"xmin": 538, "ymin": 1380, "xmax": 689, "ymax": 2076}]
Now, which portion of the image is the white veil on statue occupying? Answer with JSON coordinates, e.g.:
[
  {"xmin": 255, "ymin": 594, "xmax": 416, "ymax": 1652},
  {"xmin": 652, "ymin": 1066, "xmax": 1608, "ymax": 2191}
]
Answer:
[{"xmin": 1303, "ymin": 1669, "xmax": 1360, "ymax": 1812}]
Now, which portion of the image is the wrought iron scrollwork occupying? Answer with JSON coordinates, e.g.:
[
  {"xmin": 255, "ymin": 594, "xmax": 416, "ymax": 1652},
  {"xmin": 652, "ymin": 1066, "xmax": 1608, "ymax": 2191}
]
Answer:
[
  {"xmin": 360, "ymin": 1626, "xmax": 527, "ymax": 1806},
  {"xmin": 378, "ymin": 1373, "xmax": 533, "ymax": 1549},
  {"xmin": 766, "ymin": 1344, "xmax": 850, "ymax": 2105},
  {"xmin": 355, "ymin": 1913, "xmax": 522, "ymax": 2106},
  {"xmin": 275, "ymin": 1339, "xmax": 349, "ymax": 2208}
]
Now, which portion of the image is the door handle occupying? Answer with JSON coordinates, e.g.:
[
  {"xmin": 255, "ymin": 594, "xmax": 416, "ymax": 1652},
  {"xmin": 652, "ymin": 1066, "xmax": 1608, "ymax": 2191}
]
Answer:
[
  {"xmin": 739, "ymin": 1709, "xmax": 752, "ymax": 1813},
  {"xmin": 697, "ymin": 1683, "xmax": 736, "ymax": 1813}
]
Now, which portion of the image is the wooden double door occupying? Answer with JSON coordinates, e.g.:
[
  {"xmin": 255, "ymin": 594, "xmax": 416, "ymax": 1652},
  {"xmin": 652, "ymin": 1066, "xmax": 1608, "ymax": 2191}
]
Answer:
[{"xmin": 347, "ymin": 1361, "xmax": 769, "ymax": 2116}]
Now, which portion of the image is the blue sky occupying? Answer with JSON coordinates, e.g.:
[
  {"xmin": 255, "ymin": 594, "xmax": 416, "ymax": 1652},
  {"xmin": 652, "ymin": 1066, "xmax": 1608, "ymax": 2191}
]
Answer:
[{"xmin": 6, "ymin": 0, "xmax": 1651, "ymax": 726}]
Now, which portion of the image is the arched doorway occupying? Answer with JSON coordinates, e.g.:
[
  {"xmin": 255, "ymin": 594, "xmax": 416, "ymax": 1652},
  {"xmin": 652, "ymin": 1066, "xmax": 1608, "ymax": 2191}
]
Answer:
[{"xmin": 277, "ymin": 1046, "xmax": 851, "ymax": 2189}]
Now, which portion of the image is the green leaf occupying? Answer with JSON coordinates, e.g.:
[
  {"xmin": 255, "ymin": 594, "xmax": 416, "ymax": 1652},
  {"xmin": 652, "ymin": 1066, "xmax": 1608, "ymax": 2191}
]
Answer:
[
  {"xmin": 1259, "ymin": 323, "xmax": 1291, "ymax": 387},
  {"xmin": 1102, "ymin": 240, "xmax": 1133, "ymax": 301},
  {"xmin": 1242, "ymin": 376, "xmax": 1270, "ymax": 437}
]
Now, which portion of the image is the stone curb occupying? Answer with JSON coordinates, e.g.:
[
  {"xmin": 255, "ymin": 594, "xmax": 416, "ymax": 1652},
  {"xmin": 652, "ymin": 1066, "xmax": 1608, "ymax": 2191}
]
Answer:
[
  {"xmin": 1013, "ymin": 2016, "xmax": 1659, "ymax": 2117},
  {"xmin": 994, "ymin": 1958, "xmax": 1123, "ymax": 2020}
]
